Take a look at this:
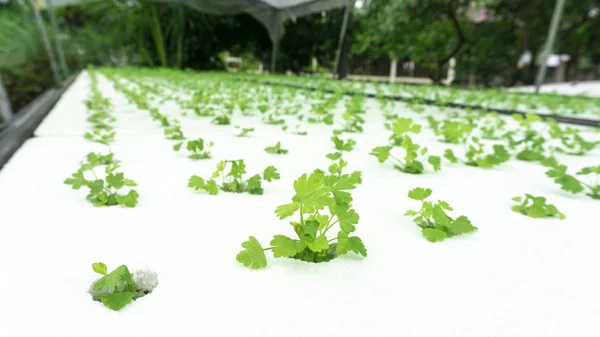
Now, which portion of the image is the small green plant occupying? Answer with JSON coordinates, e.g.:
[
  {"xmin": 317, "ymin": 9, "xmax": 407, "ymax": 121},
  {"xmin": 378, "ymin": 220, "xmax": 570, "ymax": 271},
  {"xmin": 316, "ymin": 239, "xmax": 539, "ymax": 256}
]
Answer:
[
  {"xmin": 64, "ymin": 157, "xmax": 139, "ymax": 207},
  {"xmin": 544, "ymin": 162, "xmax": 600, "ymax": 200},
  {"xmin": 84, "ymin": 129, "xmax": 115, "ymax": 145},
  {"xmin": 265, "ymin": 141, "xmax": 288, "ymax": 154},
  {"xmin": 88, "ymin": 263, "xmax": 157, "ymax": 311},
  {"xmin": 331, "ymin": 135, "xmax": 356, "ymax": 152},
  {"xmin": 372, "ymin": 118, "xmax": 440, "ymax": 173},
  {"xmin": 263, "ymin": 113, "xmax": 285, "ymax": 125},
  {"xmin": 174, "ymin": 138, "xmax": 213, "ymax": 159},
  {"xmin": 436, "ymin": 120, "xmax": 473, "ymax": 144},
  {"xmin": 164, "ymin": 125, "xmax": 185, "ymax": 140},
  {"xmin": 511, "ymin": 194, "xmax": 565, "ymax": 219},
  {"xmin": 505, "ymin": 113, "xmax": 547, "ymax": 162},
  {"xmin": 547, "ymin": 119, "xmax": 599, "ymax": 156},
  {"xmin": 479, "ymin": 112, "xmax": 507, "ymax": 140},
  {"xmin": 405, "ymin": 187, "xmax": 477, "ymax": 242},
  {"xmin": 444, "ymin": 138, "xmax": 510, "ymax": 168},
  {"xmin": 212, "ymin": 115, "xmax": 231, "ymax": 125},
  {"xmin": 235, "ymin": 126, "xmax": 255, "ymax": 137},
  {"xmin": 188, "ymin": 160, "xmax": 280, "ymax": 195},
  {"xmin": 236, "ymin": 171, "xmax": 366, "ymax": 269}
]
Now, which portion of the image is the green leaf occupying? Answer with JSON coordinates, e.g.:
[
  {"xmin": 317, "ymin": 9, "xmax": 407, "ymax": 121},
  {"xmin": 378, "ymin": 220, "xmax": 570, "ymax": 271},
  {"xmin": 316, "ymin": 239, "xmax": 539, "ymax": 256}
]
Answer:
[
  {"xmin": 448, "ymin": 216, "xmax": 477, "ymax": 235},
  {"xmin": 64, "ymin": 171, "xmax": 87, "ymax": 190},
  {"xmin": 173, "ymin": 142, "xmax": 183, "ymax": 151},
  {"xmin": 92, "ymin": 262, "xmax": 107, "ymax": 275},
  {"xmin": 263, "ymin": 166, "xmax": 280, "ymax": 182},
  {"xmin": 291, "ymin": 173, "xmax": 332, "ymax": 212},
  {"xmin": 236, "ymin": 236, "xmax": 267, "ymax": 269},
  {"xmin": 370, "ymin": 146, "xmax": 391, "ymax": 163},
  {"xmin": 306, "ymin": 235, "xmax": 329, "ymax": 252},
  {"xmin": 115, "ymin": 190, "xmax": 139, "ymax": 208},
  {"xmin": 422, "ymin": 228, "xmax": 448, "ymax": 242},
  {"xmin": 527, "ymin": 205, "xmax": 548, "ymax": 218},
  {"xmin": 428, "ymin": 156, "xmax": 441, "ymax": 172},
  {"xmin": 100, "ymin": 292, "xmax": 135, "ymax": 311},
  {"xmin": 247, "ymin": 175, "xmax": 264, "ymax": 195},
  {"xmin": 336, "ymin": 232, "xmax": 367, "ymax": 256},
  {"xmin": 408, "ymin": 187, "xmax": 432, "ymax": 201},
  {"xmin": 87, "ymin": 179, "xmax": 105, "ymax": 195},
  {"xmin": 270, "ymin": 235, "xmax": 305, "ymax": 258},
  {"xmin": 275, "ymin": 202, "xmax": 301, "ymax": 219},
  {"xmin": 443, "ymin": 149, "xmax": 458, "ymax": 163},
  {"xmin": 301, "ymin": 220, "xmax": 320, "ymax": 240},
  {"xmin": 106, "ymin": 173, "xmax": 125, "ymax": 189},
  {"xmin": 326, "ymin": 152, "xmax": 342, "ymax": 160}
]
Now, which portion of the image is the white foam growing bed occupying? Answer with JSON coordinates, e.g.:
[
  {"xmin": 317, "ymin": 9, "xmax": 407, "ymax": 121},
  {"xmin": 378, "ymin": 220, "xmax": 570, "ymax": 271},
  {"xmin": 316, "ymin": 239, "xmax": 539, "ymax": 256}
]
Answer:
[{"xmin": 1, "ymin": 71, "xmax": 599, "ymax": 337}]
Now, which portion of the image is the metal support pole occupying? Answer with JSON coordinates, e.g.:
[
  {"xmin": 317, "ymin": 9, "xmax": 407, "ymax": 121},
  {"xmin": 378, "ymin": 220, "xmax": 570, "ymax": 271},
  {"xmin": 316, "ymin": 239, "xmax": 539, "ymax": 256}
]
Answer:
[
  {"xmin": 0, "ymin": 73, "xmax": 13, "ymax": 122},
  {"xmin": 534, "ymin": 0, "xmax": 566, "ymax": 93},
  {"xmin": 46, "ymin": 0, "xmax": 69, "ymax": 76},
  {"xmin": 270, "ymin": 40, "xmax": 278, "ymax": 73},
  {"xmin": 332, "ymin": 2, "xmax": 352, "ymax": 77},
  {"xmin": 28, "ymin": 0, "xmax": 63, "ymax": 86}
]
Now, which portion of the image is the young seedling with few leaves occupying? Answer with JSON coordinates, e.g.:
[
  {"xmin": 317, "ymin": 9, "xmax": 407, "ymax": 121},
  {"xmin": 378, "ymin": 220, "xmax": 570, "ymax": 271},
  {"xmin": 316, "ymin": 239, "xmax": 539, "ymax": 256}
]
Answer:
[
  {"xmin": 188, "ymin": 160, "xmax": 280, "ymax": 195},
  {"xmin": 164, "ymin": 125, "xmax": 185, "ymax": 140},
  {"xmin": 84, "ymin": 129, "xmax": 115, "ymax": 145},
  {"xmin": 444, "ymin": 137, "xmax": 510, "ymax": 168},
  {"xmin": 174, "ymin": 138, "xmax": 213, "ymax": 159},
  {"xmin": 88, "ymin": 263, "xmax": 157, "ymax": 311},
  {"xmin": 371, "ymin": 118, "xmax": 441, "ymax": 174},
  {"xmin": 235, "ymin": 126, "xmax": 255, "ymax": 137},
  {"xmin": 547, "ymin": 119, "xmax": 599, "ymax": 156},
  {"xmin": 544, "ymin": 162, "xmax": 600, "ymax": 200},
  {"xmin": 236, "ymin": 170, "xmax": 366, "ymax": 269},
  {"xmin": 331, "ymin": 135, "xmax": 356, "ymax": 152},
  {"xmin": 505, "ymin": 113, "xmax": 548, "ymax": 162},
  {"xmin": 265, "ymin": 141, "xmax": 288, "ymax": 154},
  {"xmin": 511, "ymin": 194, "xmax": 565, "ymax": 219},
  {"xmin": 212, "ymin": 115, "xmax": 231, "ymax": 125},
  {"xmin": 405, "ymin": 187, "xmax": 477, "ymax": 242},
  {"xmin": 64, "ymin": 156, "xmax": 139, "ymax": 207}
]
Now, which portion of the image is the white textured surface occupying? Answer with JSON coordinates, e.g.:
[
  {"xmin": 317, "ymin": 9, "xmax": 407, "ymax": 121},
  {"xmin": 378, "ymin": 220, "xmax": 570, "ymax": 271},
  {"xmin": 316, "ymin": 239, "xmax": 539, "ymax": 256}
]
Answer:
[
  {"xmin": 1, "ymin": 72, "xmax": 600, "ymax": 337},
  {"xmin": 516, "ymin": 81, "xmax": 600, "ymax": 97}
]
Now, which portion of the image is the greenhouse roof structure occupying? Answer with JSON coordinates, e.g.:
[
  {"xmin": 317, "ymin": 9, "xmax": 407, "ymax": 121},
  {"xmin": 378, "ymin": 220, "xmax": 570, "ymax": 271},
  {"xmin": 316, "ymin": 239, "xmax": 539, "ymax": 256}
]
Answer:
[{"xmin": 40, "ymin": 0, "xmax": 354, "ymax": 71}]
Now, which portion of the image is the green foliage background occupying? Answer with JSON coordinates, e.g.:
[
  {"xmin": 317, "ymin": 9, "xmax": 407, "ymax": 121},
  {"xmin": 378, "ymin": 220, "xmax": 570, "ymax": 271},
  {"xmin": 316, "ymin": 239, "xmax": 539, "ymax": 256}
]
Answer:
[{"xmin": 1, "ymin": 0, "xmax": 599, "ymax": 112}]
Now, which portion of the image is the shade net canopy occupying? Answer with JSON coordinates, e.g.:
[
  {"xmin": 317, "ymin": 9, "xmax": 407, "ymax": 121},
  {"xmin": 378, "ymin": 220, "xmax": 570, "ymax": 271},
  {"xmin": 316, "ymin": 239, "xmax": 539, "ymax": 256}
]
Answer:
[{"xmin": 42, "ymin": 0, "xmax": 353, "ymax": 42}]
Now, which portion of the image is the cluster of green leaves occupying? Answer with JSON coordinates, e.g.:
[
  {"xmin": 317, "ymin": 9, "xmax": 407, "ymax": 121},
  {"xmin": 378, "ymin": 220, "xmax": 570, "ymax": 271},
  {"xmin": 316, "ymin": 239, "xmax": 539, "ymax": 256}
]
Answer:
[
  {"xmin": 282, "ymin": 124, "xmax": 308, "ymax": 136},
  {"xmin": 188, "ymin": 160, "xmax": 280, "ymax": 195},
  {"xmin": 479, "ymin": 112, "xmax": 507, "ymax": 140},
  {"xmin": 89, "ymin": 263, "xmax": 147, "ymax": 311},
  {"xmin": 235, "ymin": 126, "xmax": 255, "ymax": 137},
  {"xmin": 64, "ymin": 152, "xmax": 139, "ymax": 207},
  {"xmin": 263, "ymin": 113, "xmax": 285, "ymax": 125},
  {"xmin": 331, "ymin": 135, "xmax": 356, "ymax": 152},
  {"xmin": 547, "ymin": 120, "xmax": 599, "ymax": 156},
  {"xmin": 405, "ymin": 188, "xmax": 477, "ymax": 242},
  {"xmin": 444, "ymin": 137, "xmax": 510, "ymax": 168},
  {"xmin": 431, "ymin": 119, "xmax": 473, "ymax": 144},
  {"xmin": 174, "ymin": 138, "xmax": 213, "ymax": 159},
  {"xmin": 341, "ymin": 96, "xmax": 366, "ymax": 133},
  {"xmin": 84, "ymin": 71, "xmax": 115, "ymax": 144},
  {"xmin": 371, "ymin": 118, "xmax": 440, "ymax": 174},
  {"xmin": 511, "ymin": 194, "xmax": 565, "ymax": 219},
  {"xmin": 264, "ymin": 141, "xmax": 288, "ymax": 154},
  {"xmin": 544, "ymin": 161, "xmax": 600, "ymax": 200},
  {"xmin": 236, "ymin": 169, "xmax": 366, "ymax": 269},
  {"xmin": 505, "ymin": 114, "xmax": 548, "ymax": 162},
  {"xmin": 164, "ymin": 125, "xmax": 185, "ymax": 140},
  {"xmin": 212, "ymin": 115, "xmax": 231, "ymax": 125},
  {"xmin": 310, "ymin": 100, "xmax": 335, "ymax": 125}
]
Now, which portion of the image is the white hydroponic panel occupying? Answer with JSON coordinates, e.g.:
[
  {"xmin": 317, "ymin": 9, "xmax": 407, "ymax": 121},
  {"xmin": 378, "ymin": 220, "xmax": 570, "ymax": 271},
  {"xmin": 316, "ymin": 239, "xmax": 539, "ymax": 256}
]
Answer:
[{"xmin": 1, "ymin": 72, "xmax": 599, "ymax": 337}]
